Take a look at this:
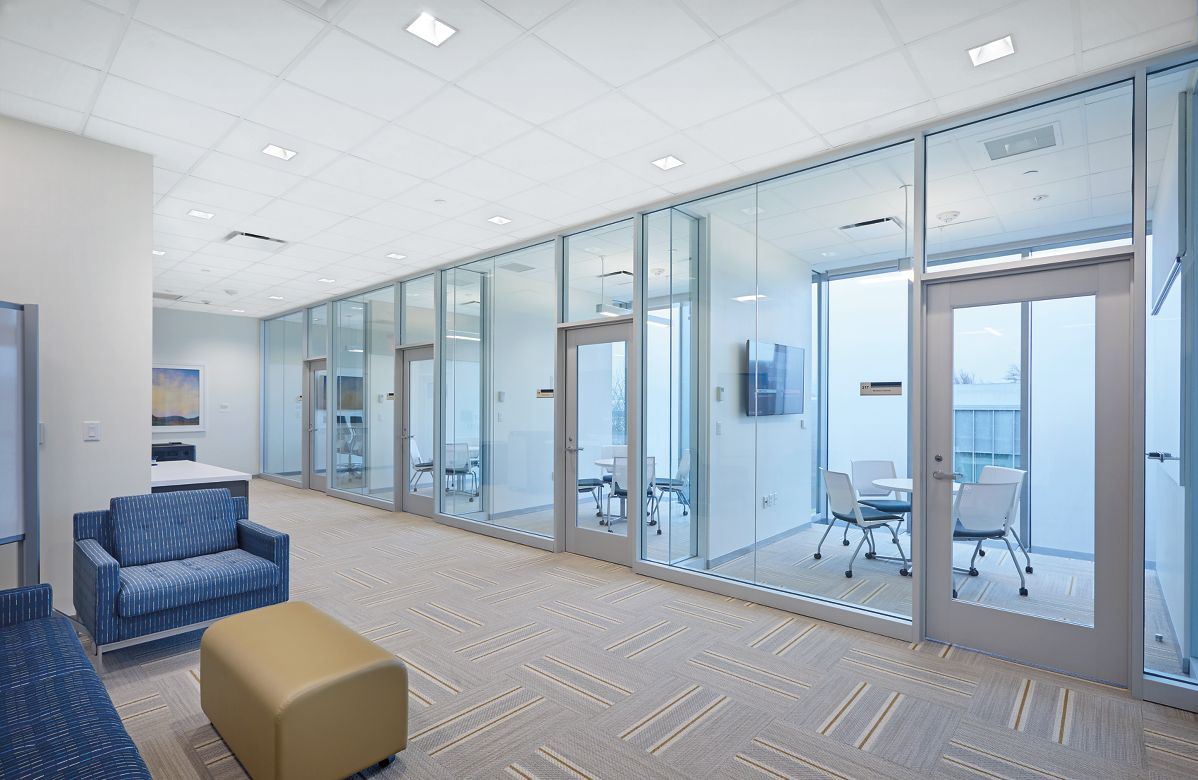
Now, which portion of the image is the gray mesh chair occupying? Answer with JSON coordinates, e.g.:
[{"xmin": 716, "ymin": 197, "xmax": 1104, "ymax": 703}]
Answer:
[
  {"xmin": 818, "ymin": 469, "xmax": 909, "ymax": 578},
  {"xmin": 951, "ymin": 480, "xmax": 1025, "ymax": 598}
]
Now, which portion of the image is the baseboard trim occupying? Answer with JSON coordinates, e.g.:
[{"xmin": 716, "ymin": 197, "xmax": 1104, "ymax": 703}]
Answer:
[{"xmin": 706, "ymin": 520, "xmax": 813, "ymax": 569}]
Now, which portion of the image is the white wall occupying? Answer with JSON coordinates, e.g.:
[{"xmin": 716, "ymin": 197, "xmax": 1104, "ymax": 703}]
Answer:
[
  {"xmin": 705, "ymin": 216, "xmax": 814, "ymax": 562},
  {"xmin": 153, "ymin": 308, "xmax": 260, "ymax": 474},
  {"xmin": 0, "ymin": 117, "xmax": 152, "ymax": 608}
]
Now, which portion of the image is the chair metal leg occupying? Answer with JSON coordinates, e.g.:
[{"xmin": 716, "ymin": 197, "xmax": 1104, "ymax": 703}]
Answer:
[
  {"xmin": 845, "ymin": 532, "xmax": 868, "ymax": 577},
  {"xmin": 1002, "ymin": 536, "xmax": 1028, "ymax": 596},
  {"xmin": 841, "ymin": 522, "xmax": 851, "ymax": 546},
  {"xmin": 814, "ymin": 518, "xmax": 837, "ymax": 559},
  {"xmin": 1010, "ymin": 529, "xmax": 1034, "ymax": 573},
  {"xmin": 968, "ymin": 540, "xmax": 983, "ymax": 576},
  {"xmin": 885, "ymin": 523, "xmax": 910, "ymax": 576}
]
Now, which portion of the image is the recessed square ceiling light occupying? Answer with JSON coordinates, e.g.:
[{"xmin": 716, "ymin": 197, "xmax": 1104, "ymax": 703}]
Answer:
[
  {"xmin": 732, "ymin": 294, "xmax": 766, "ymax": 302},
  {"xmin": 187, "ymin": 209, "xmax": 215, "ymax": 220},
  {"xmin": 318, "ymin": 278, "xmax": 336, "ymax": 283},
  {"xmin": 406, "ymin": 11, "xmax": 457, "ymax": 46},
  {"xmin": 968, "ymin": 35, "xmax": 1014, "ymax": 67},
  {"xmin": 488, "ymin": 215, "xmax": 512, "ymax": 225},
  {"xmin": 261, "ymin": 143, "xmax": 297, "ymax": 161},
  {"xmin": 152, "ymin": 249, "xmax": 166, "ymax": 256},
  {"xmin": 385, "ymin": 252, "xmax": 407, "ymax": 260},
  {"xmin": 268, "ymin": 295, "xmax": 284, "ymax": 300},
  {"xmin": 651, "ymin": 155, "xmax": 685, "ymax": 171},
  {"xmin": 232, "ymin": 309, "xmax": 246, "ymax": 313}
]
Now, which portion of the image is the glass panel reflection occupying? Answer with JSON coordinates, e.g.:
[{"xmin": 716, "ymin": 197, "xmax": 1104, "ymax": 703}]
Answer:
[{"xmin": 263, "ymin": 312, "xmax": 303, "ymax": 482}]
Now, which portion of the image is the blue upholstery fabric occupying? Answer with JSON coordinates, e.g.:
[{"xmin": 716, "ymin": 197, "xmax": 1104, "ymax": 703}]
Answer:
[
  {"xmin": 859, "ymin": 498, "xmax": 912, "ymax": 514},
  {"xmin": 110, "ymin": 489, "xmax": 238, "ymax": 567},
  {"xmin": 0, "ymin": 583, "xmax": 52, "ymax": 627},
  {"xmin": 73, "ymin": 489, "xmax": 289, "ymax": 650},
  {"xmin": 117, "ymin": 549, "xmax": 280, "ymax": 618},
  {"xmin": 0, "ymin": 586, "xmax": 151, "ymax": 779}
]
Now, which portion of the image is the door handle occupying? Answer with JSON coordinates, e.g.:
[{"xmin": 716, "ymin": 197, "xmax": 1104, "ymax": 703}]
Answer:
[
  {"xmin": 565, "ymin": 446, "xmax": 584, "ymax": 453},
  {"xmin": 932, "ymin": 470, "xmax": 962, "ymax": 481},
  {"xmin": 1146, "ymin": 451, "xmax": 1179, "ymax": 462}
]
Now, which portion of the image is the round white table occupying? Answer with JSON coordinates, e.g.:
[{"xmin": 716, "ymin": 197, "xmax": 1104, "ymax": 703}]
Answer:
[
  {"xmin": 873, "ymin": 477, "xmax": 913, "ymax": 494},
  {"xmin": 594, "ymin": 458, "xmax": 614, "ymax": 470}
]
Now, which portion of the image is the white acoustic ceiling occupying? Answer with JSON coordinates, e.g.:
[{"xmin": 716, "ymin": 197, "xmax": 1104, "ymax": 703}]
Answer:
[{"xmin": 0, "ymin": 0, "xmax": 1194, "ymax": 317}]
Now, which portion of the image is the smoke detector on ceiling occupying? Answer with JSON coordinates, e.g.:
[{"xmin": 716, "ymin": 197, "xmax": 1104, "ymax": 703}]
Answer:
[{"xmin": 937, "ymin": 210, "xmax": 962, "ymax": 224}]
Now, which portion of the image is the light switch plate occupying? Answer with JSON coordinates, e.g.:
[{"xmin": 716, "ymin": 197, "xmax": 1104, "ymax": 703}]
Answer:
[{"xmin": 83, "ymin": 421, "xmax": 101, "ymax": 442}]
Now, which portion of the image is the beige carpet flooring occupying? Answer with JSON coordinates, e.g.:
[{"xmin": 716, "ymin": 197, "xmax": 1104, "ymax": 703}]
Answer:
[{"xmin": 87, "ymin": 479, "xmax": 1198, "ymax": 779}]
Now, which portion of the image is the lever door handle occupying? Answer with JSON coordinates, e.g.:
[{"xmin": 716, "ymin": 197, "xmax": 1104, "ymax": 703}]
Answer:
[
  {"xmin": 932, "ymin": 470, "xmax": 963, "ymax": 481},
  {"xmin": 1146, "ymin": 451, "xmax": 1179, "ymax": 462},
  {"xmin": 565, "ymin": 446, "xmax": 584, "ymax": 453}
]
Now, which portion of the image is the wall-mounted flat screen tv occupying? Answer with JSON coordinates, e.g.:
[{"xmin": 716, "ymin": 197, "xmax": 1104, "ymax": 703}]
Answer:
[{"xmin": 745, "ymin": 341, "xmax": 804, "ymax": 416}]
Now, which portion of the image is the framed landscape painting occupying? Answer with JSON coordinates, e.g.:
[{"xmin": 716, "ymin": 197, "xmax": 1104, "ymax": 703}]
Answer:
[{"xmin": 152, "ymin": 364, "xmax": 205, "ymax": 432}]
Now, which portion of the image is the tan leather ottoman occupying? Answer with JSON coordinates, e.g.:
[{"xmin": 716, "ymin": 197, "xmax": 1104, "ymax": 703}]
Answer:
[{"xmin": 200, "ymin": 602, "xmax": 408, "ymax": 780}]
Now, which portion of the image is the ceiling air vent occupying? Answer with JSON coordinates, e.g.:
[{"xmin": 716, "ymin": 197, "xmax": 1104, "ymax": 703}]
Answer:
[
  {"xmin": 153, "ymin": 292, "xmax": 183, "ymax": 301},
  {"xmin": 838, "ymin": 217, "xmax": 904, "ymax": 240},
  {"xmin": 984, "ymin": 125, "xmax": 1057, "ymax": 161},
  {"xmin": 499, "ymin": 261, "xmax": 535, "ymax": 273},
  {"xmin": 223, "ymin": 231, "xmax": 287, "ymax": 252}
]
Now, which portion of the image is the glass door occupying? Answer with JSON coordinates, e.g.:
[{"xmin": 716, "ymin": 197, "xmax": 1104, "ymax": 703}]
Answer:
[
  {"xmin": 399, "ymin": 346, "xmax": 435, "ymax": 517},
  {"xmin": 564, "ymin": 322, "xmax": 633, "ymax": 564},
  {"xmin": 925, "ymin": 260, "xmax": 1132, "ymax": 684},
  {"xmin": 306, "ymin": 358, "xmax": 328, "ymax": 492}
]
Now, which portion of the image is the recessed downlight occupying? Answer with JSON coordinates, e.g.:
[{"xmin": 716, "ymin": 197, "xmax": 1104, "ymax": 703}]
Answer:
[
  {"xmin": 733, "ymin": 294, "xmax": 766, "ymax": 302},
  {"xmin": 406, "ymin": 11, "xmax": 457, "ymax": 46},
  {"xmin": 968, "ymin": 34, "xmax": 1015, "ymax": 67},
  {"xmin": 385, "ymin": 252, "xmax": 407, "ymax": 261},
  {"xmin": 187, "ymin": 209, "xmax": 215, "ymax": 220},
  {"xmin": 488, "ymin": 215, "xmax": 512, "ymax": 225},
  {"xmin": 152, "ymin": 249, "xmax": 166, "ymax": 256},
  {"xmin": 262, "ymin": 143, "xmax": 297, "ymax": 161},
  {"xmin": 232, "ymin": 309, "xmax": 246, "ymax": 313},
  {"xmin": 268, "ymin": 295, "xmax": 284, "ymax": 300},
  {"xmin": 651, "ymin": 155, "xmax": 685, "ymax": 171},
  {"xmin": 318, "ymin": 278, "xmax": 336, "ymax": 283}
]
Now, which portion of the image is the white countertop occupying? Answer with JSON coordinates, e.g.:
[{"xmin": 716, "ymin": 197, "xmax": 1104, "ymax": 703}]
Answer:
[{"xmin": 151, "ymin": 460, "xmax": 251, "ymax": 487}]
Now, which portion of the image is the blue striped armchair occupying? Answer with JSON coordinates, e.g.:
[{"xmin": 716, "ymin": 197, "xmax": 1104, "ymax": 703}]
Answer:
[{"xmin": 73, "ymin": 488, "xmax": 289, "ymax": 658}]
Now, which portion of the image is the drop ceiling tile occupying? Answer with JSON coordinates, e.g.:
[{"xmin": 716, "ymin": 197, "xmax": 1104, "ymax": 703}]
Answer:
[
  {"xmin": 457, "ymin": 37, "xmax": 609, "ymax": 124},
  {"xmin": 436, "ymin": 157, "xmax": 539, "ymax": 202},
  {"xmin": 544, "ymin": 92, "xmax": 675, "ymax": 159},
  {"xmin": 264, "ymin": 245, "xmax": 348, "ymax": 270},
  {"xmin": 314, "ymin": 155, "xmax": 420, "ymax": 200},
  {"xmin": 1080, "ymin": 20, "xmax": 1197, "ymax": 73},
  {"xmin": 110, "ymin": 22, "xmax": 276, "ymax": 116},
  {"xmin": 486, "ymin": 129, "xmax": 598, "ymax": 183},
  {"xmin": 386, "ymin": 232, "xmax": 471, "ymax": 258},
  {"xmin": 235, "ymin": 214, "xmax": 323, "ymax": 243},
  {"xmin": 685, "ymin": 97, "xmax": 817, "ymax": 164},
  {"xmin": 284, "ymin": 179, "xmax": 381, "ymax": 217},
  {"xmin": 391, "ymin": 182, "xmax": 488, "ymax": 220},
  {"xmin": 153, "ymin": 233, "xmax": 208, "ymax": 253},
  {"xmin": 153, "ymin": 167, "xmax": 184, "ymax": 195},
  {"xmin": 535, "ymin": 0, "xmax": 711, "ymax": 86},
  {"xmin": 0, "ymin": 40, "xmax": 103, "ymax": 111},
  {"xmin": 419, "ymin": 218, "xmax": 503, "ymax": 247},
  {"xmin": 0, "ymin": 0, "xmax": 124, "ymax": 69},
  {"xmin": 611, "ymin": 133, "xmax": 729, "ymax": 184},
  {"xmin": 325, "ymin": 217, "xmax": 405, "ymax": 246},
  {"xmin": 1080, "ymin": 0, "xmax": 1194, "ymax": 50},
  {"xmin": 352, "ymin": 125, "xmax": 472, "ymax": 180},
  {"xmin": 657, "ymin": 163, "xmax": 742, "ymax": 196},
  {"xmin": 822, "ymin": 100, "xmax": 938, "ymax": 148},
  {"xmin": 255, "ymin": 200, "xmax": 347, "ymax": 232},
  {"xmin": 84, "ymin": 118, "xmax": 207, "ymax": 172},
  {"xmin": 1087, "ymin": 137, "xmax": 1132, "ymax": 175},
  {"xmin": 500, "ymin": 185, "xmax": 591, "ymax": 221},
  {"xmin": 338, "ymin": 0, "xmax": 524, "ymax": 82},
  {"xmin": 675, "ymin": 0, "xmax": 791, "ymax": 36},
  {"xmin": 905, "ymin": 0, "xmax": 1074, "ymax": 98},
  {"xmin": 933, "ymin": 56, "xmax": 1078, "ymax": 115},
  {"xmin": 172, "ymin": 176, "xmax": 275, "ymax": 214},
  {"xmin": 725, "ymin": 0, "xmax": 899, "ymax": 92},
  {"xmin": 481, "ymin": 0, "xmax": 571, "ymax": 28},
  {"xmin": 286, "ymin": 30, "xmax": 446, "ymax": 121},
  {"xmin": 783, "ymin": 51, "xmax": 930, "ymax": 134},
  {"xmin": 397, "ymin": 86, "xmax": 530, "ymax": 155},
  {"xmin": 190, "ymin": 152, "xmax": 305, "ymax": 198},
  {"xmin": 622, "ymin": 43, "xmax": 771, "ymax": 129},
  {"xmin": 0, "ymin": 90, "xmax": 84, "ymax": 132},
  {"xmin": 134, "ymin": 0, "xmax": 325, "ymax": 75},
  {"xmin": 876, "ymin": 0, "xmax": 1018, "ymax": 44},
  {"xmin": 154, "ymin": 214, "xmax": 232, "ymax": 242},
  {"xmin": 357, "ymin": 201, "xmax": 446, "ymax": 232},
  {"xmin": 92, "ymin": 77, "xmax": 237, "ymax": 147},
  {"xmin": 248, "ymin": 82, "xmax": 386, "ymax": 151},
  {"xmin": 215, "ymin": 121, "xmax": 343, "ymax": 177},
  {"xmin": 548, "ymin": 161, "xmax": 653, "ymax": 203}
]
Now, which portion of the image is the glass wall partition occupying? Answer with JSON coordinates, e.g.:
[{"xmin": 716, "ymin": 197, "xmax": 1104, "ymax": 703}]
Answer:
[
  {"xmin": 565, "ymin": 219, "xmax": 634, "ymax": 322},
  {"xmin": 1145, "ymin": 62, "xmax": 1197, "ymax": 690},
  {"xmin": 925, "ymin": 81, "xmax": 1133, "ymax": 272},
  {"xmin": 401, "ymin": 274, "xmax": 435, "ymax": 344},
  {"xmin": 642, "ymin": 142, "xmax": 915, "ymax": 619},
  {"xmin": 307, "ymin": 304, "xmax": 327, "ymax": 358},
  {"xmin": 263, "ymin": 311, "xmax": 304, "ymax": 483},
  {"xmin": 330, "ymin": 285, "xmax": 396, "ymax": 504},
  {"xmin": 441, "ymin": 242, "xmax": 556, "ymax": 536}
]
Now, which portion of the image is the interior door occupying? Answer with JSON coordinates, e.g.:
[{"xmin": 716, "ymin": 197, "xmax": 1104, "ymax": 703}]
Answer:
[
  {"xmin": 399, "ymin": 346, "xmax": 435, "ymax": 517},
  {"xmin": 306, "ymin": 358, "xmax": 328, "ymax": 492},
  {"xmin": 563, "ymin": 322, "xmax": 633, "ymax": 565},
  {"xmin": 925, "ymin": 259, "xmax": 1131, "ymax": 684}
]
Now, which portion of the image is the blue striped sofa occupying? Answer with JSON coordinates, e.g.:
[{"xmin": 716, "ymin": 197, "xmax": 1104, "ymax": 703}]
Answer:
[
  {"xmin": 73, "ymin": 488, "xmax": 289, "ymax": 657},
  {"xmin": 0, "ymin": 583, "xmax": 151, "ymax": 778}
]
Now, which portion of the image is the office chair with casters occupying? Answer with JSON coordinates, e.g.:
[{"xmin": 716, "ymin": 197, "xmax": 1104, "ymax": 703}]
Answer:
[
  {"xmin": 409, "ymin": 439, "xmax": 434, "ymax": 491},
  {"xmin": 950, "ymin": 480, "xmax": 1025, "ymax": 598},
  {"xmin": 604, "ymin": 456, "xmax": 656, "ymax": 532},
  {"xmin": 654, "ymin": 450, "xmax": 692, "ymax": 518},
  {"xmin": 974, "ymin": 466, "xmax": 1032, "ymax": 574},
  {"xmin": 443, "ymin": 443, "xmax": 477, "ymax": 499},
  {"xmin": 818, "ymin": 469, "xmax": 908, "ymax": 577},
  {"xmin": 852, "ymin": 460, "xmax": 912, "ymax": 523},
  {"xmin": 577, "ymin": 474, "xmax": 604, "ymax": 516}
]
